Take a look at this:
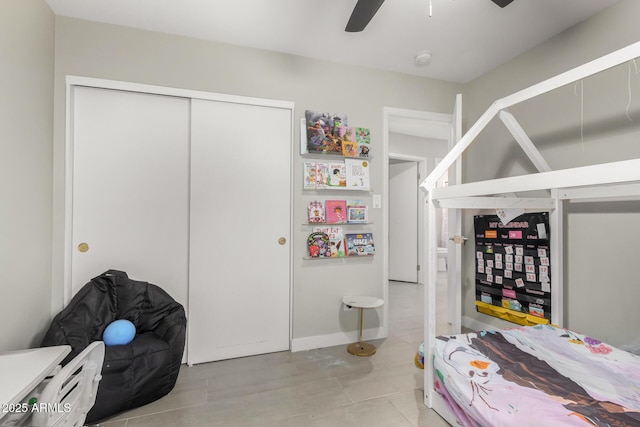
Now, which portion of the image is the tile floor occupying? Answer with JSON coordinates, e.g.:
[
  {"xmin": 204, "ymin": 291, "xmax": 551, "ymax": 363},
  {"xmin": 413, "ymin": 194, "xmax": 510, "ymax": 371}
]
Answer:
[{"xmin": 95, "ymin": 279, "xmax": 451, "ymax": 427}]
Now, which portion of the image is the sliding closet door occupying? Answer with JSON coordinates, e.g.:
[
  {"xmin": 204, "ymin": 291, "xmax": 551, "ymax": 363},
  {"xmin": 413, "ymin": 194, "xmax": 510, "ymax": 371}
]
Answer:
[
  {"xmin": 70, "ymin": 86, "xmax": 190, "ymax": 308},
  {"xmin": 188, "ymin": 99, "xmax": 291, "ymax": 364}
]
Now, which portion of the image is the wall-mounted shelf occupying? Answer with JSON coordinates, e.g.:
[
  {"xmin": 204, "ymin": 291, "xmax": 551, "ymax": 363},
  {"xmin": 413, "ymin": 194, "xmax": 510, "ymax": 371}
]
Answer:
[
  {"xmin": 303, "ymin": 187, "xmax": 372, "ymax": 192},
  {"xmin": 306, "ymin": 229, "xmax": 375, "ymax": 259},
  {"xmin": 303, "ymin": 158, "xmax": 370, "ymax": 192},
  {"xmin": 303, "ymin": 254, "xmax": 374, "ymax": 260},
  {"xmin": 303, "ymin": 222, "xmax": 373, "ymax": 226},
  {"xmin": 301, "ymin": 153, "xmax": 373, "ymax": 160}
]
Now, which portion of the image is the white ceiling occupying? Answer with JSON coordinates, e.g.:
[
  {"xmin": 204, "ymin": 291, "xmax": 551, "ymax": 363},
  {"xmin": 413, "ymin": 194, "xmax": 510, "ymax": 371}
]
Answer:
[{"xmin": 46, "ymin": 0, "xmax": 619, "ymax": 83}]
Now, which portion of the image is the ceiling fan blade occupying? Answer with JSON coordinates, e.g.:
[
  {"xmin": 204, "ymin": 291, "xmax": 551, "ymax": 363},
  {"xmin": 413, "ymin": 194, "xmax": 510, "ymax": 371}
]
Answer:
[
  {"xmin": 345, "ymin": 0, "xmax": 386, "ymax": 32},
  {"xmin": 491, "ymin": 0, "xmax": 515, "ymax": 7}
]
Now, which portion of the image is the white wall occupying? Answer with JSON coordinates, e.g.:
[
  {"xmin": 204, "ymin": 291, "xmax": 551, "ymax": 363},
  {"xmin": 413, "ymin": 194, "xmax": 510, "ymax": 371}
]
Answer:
[
  {"xmin": 50, "ymin": 17, "xmax": 462, "ymax": 345},
  {"xmin": 460, "ymin": 0, "xmax": 640, "ymax": 347},
  {"xmin": 9, "ymin": 0, "xmax": 636, "ymax": 352},
  {"xmin": 0, "ymin": 1, "xmax": 55, "ymax": 351},
  {"xmin": 389, "ymin": 133, "xmax": 449, "ymax": 175}
]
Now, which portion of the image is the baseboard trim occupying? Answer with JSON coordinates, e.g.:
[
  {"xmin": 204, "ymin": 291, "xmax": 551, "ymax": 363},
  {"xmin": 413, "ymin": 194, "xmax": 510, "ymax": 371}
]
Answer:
[{"xmin": 291, "ymin": 327, "xmax": 387, "ymax": 352}]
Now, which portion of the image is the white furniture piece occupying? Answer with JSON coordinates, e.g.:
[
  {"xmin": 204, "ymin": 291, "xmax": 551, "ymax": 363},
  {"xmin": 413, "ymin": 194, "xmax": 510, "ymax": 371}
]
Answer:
[
  {"xmin": 436, "ymin": 247, "xmax": 447, "ymax": 272},
  {"xmin": 342, "ymin": 296, "xmax": 384, "ymax": 356},
  {"xmin": 31, "ymin": 341, "xmax": 105, "ymax": 427},
  {"xmin": 418, "ymin": 40, "xmax": 640, "ymax": 424},
  {"xmin": 0, "ymin": 345, "xmax": 70, "ymax": 425}
]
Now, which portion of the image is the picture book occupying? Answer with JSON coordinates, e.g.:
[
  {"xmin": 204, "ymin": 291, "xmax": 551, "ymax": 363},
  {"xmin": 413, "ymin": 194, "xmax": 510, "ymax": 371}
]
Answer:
[
  {"xmin": 327, "ymin": 162, "xmax": 347, "ymax": 187},
  {"xmin": 331, "ymin": 115, "xmax": 348, "ymax": 135},
  {"xmin": 313, "ymin": 226, "xmax": 345, "ymax": 257},
  {"xmin": 346, "ymin": 233, "xmax": 375, "ymax": 256},
  {"xmin": 305, "ymin": 110, "xmax": 348, "ymax": 154},
  {"xmin": 307, "ymin": 232, "xmax": 329, "ymax": 258},
  {"xmin": 344, "ymin": 158, "xmax": 370, "ymax": 190},
  {"xmin": 315, "ymin": 162, "xmax": 329, "ymax": 188},
  {"xmin": 342, "ymin": 126, "xmax": 356, "ymax": 142},
  {"xmin": 347, "ymin": 205, "xmax": 368, "ymax": 223},
  {"xmin": 303, "ymin": 162, "xmax": 317, "ymax": 189},
  {"xmin": 307, "ymin": 200, "xmax": 325, "ymax": 223},
  {"xmin": 325, "ymin": 200, "xmax": 347, "ymax": 224},
  {"xmin": 355, "ymin": 127, "xmax": 371, "ymax": 157},
  {"xmin": 334, "ymin": 126, "xmax": 357, "ymax": 157}
]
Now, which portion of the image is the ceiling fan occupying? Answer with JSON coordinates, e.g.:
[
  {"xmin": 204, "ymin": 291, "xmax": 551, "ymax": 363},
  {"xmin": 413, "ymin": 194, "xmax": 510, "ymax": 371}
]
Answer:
[{"xmin": 345, "ymin": 0, "xmax": 515, "ymax": 32}]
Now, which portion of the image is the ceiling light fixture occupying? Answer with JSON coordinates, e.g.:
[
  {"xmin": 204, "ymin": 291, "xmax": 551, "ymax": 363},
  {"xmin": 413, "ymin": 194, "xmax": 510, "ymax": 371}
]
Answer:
[{"xmin": 415, "ymin": 50, "xmax": 433, "ymax": 66}]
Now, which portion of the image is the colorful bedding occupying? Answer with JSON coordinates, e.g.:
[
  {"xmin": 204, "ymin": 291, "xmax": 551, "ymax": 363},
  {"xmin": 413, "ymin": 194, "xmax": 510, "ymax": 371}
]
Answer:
[{"xmin": 433, "ymin": 325, "xmax": 640, "ymax": 426}]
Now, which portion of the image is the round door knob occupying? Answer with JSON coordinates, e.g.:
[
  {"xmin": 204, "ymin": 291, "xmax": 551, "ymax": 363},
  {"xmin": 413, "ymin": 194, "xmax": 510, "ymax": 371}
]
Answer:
[
  {"xmin": 78, "ymin": 242, "xmax": 89, "ymax": 252},
  {"xmin": 278, "ymin": 237, "xmax": 286, "ymax": 245}
]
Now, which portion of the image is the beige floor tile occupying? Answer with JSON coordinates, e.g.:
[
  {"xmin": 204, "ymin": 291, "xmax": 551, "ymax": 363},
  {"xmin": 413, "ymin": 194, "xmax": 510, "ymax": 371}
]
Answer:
[
  {"xmin": 104, "ymin": 387, "xmax": 208, "ymax": 422},
  {"xmin": 90, "ymin": 420, "xmax": 127, "ymax": 427},
  {"xmin": 172, "ymin": 377, "xmax": 208, "ymax": 393},
  {"xmin": 124, "ymin": 397, "xmax": 246, "ymax": 427},
  {"xmin": 336, "ymin": 364, "xmax": 422, "ymax": 402},
  {"xmin": 242, "ymin": 378, "xmax": 352, "ymax": 421},
  {"xmin": 305, "ymin": 399, "xmax": 415, "ymax": 427},
  {"xmin": 245, "ymin": 399, "xmax": 415, "ymax": 427},
  {"xmin": 96, "ymin": 278, "xmax": 456, "ymax": 427},
  {"xmin": 387, "ymin": 389, "xmax": 451, "ymax": 427}
]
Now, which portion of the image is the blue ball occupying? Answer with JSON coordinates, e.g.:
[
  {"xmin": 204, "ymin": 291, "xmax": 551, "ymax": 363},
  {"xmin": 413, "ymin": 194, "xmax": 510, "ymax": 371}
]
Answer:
[{"xmin": 103, "ymin": 319, "xmax": 136, "ymax": 346}]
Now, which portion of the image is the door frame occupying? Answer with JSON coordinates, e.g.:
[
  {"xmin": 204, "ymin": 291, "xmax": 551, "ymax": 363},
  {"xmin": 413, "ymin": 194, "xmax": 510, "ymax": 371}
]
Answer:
[
  {"xmin": 382, "ymin": 106, "xmax": 458, "ymax": 336},
  {"xmin": 63, "ymin": 76, "xmax": 295, "ymax": 353},
  {"xmin": 388, "ymin": 153, "xmax": 427, "ymax": 284}
]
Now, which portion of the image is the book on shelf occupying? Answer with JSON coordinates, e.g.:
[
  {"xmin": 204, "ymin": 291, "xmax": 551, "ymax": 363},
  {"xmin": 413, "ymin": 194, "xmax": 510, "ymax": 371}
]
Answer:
[
  {"xmin": 325, "ymin": 200, "xmax": 347, "ymax": 224},
  {"xmin": 334, "ymin": 124, "xmax": 347, "ymax": 139},
  {"xmin": 347, "ymin": 205, "xmax": 368, "ymax": 223},
  {"xmin": 303, "ymin": 162, "xmax": 317, "ymax": 190},
  {"xmin": 307, "ymin": 200, "xmax": 325, "ymax": 223},
  {"xmin": 307, "ymin": 231, "xmax": 329, "ymax": 258},
  {"xmin": 316, "ymin": 162, "xmax": 329, "ymax": 188},
  {"xmin": 313, "ymin": 226, "xmax": 346, "ymax": 258},
  {"xmin": 303, "ymin": 162, "xmax": 329, "ymax": 189},
  {"xmin": 305, "ymin": 110, "xmax": 348, "ymax": 154},
  {"xmin": 346, "ymin": 233, "xmax": 375, "ymax": 256},
  {"xmin": 327, "ymin": 162, "xmax": 347, "ymax": 188},
  {"xmin": 338, "ymin": 126, "xmax": 358, "ymax": 157},
  {"xmin": 344, "ymin": 158, "xmax": 370, "ymax": 190},
  {"xmin": 302, "ymin": 110, "xmax": 370, "ymax": 157},
  {"xmin": 355, "ymin": 127, "xmax": 371, "ymax": 157},
  {"xmin": 341, "ymin": 141, "xmax": 358, "ymax": 157}
]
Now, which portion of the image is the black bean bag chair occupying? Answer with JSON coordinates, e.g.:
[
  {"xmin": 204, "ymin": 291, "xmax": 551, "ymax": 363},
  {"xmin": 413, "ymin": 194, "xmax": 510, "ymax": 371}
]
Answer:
[{"xmin": 41, "ymin": 270, "xmax": 186, "ymax": 423}]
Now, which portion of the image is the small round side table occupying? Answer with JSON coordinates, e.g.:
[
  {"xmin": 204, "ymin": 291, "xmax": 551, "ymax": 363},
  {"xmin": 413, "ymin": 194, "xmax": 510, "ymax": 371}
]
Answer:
[{"xmin": 342, "ymin": 296, "xmax": 384, "ymax": 356}]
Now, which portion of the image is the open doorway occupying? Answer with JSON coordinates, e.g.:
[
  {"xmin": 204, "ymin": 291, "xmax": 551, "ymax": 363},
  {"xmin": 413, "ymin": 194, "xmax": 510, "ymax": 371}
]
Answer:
[
  {"xmin": 388, "ymin": 156, "xmax": 423, "ymax": 284},
  {"xmin": 388, "ymin": 149, "xmax": 449, "ymax": 284},
  {"xmin": 382, "ymin": 104, "xmax": 461, "ymax": 338}
]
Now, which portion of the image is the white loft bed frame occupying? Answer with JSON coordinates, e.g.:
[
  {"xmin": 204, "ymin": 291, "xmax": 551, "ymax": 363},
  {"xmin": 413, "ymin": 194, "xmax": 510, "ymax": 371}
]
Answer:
[{"xmin": 420, "ymin": 41, "xmax": 640, "ymax": 425}]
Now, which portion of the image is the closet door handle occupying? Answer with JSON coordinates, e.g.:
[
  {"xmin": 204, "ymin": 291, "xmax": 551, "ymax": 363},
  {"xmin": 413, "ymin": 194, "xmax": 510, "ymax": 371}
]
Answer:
[
  {"xmin": 78, "ymin": 242, "xmax": 90, "ymax": 252},
  {"xmin": 278, "ymin": 237, "xmax": 286, "ymax": 245}
]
